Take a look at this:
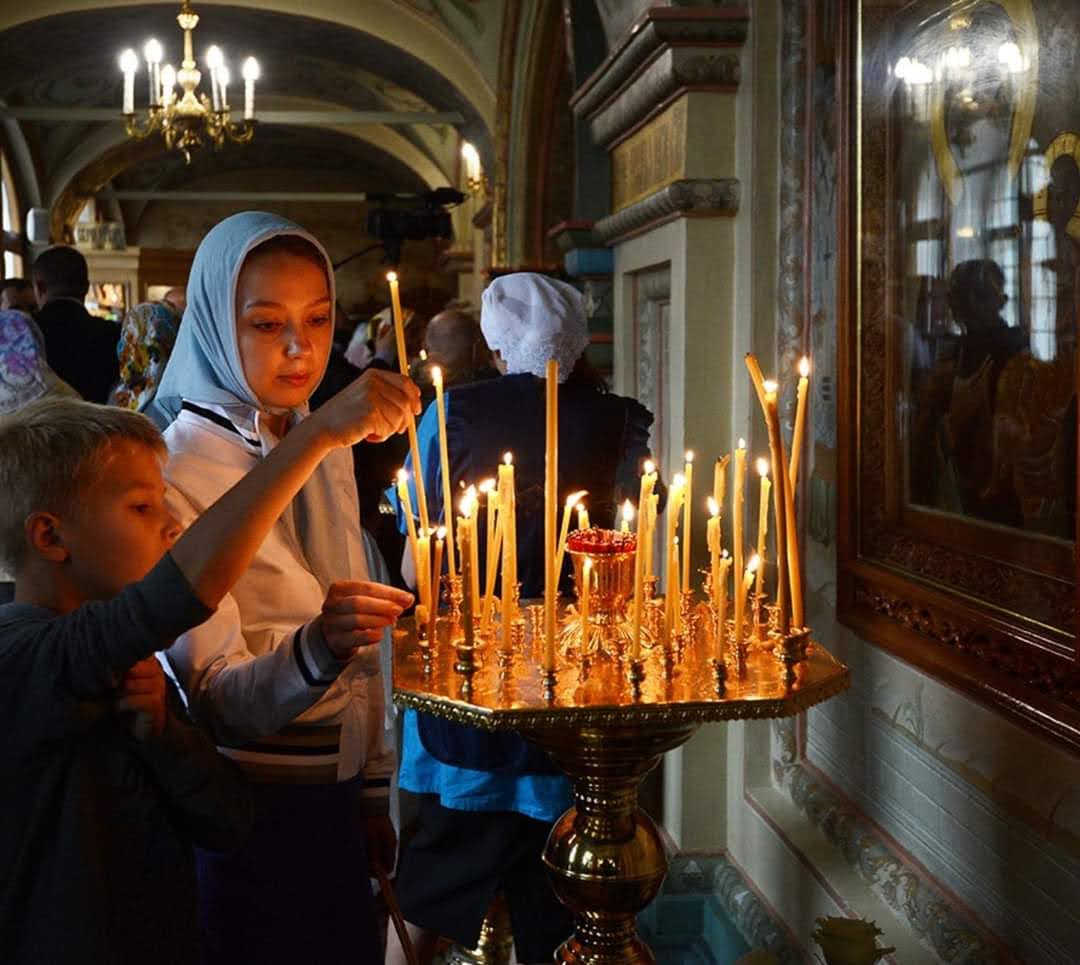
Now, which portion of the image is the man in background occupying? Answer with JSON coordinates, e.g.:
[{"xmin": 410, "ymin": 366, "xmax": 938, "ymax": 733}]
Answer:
[
  {"xmin": 162, "ymin": 285, "xmax": 187, "ymax": 317},
  {"xmin": 32, "ymin": 246, "xmax": 119, "ymax": 403}
]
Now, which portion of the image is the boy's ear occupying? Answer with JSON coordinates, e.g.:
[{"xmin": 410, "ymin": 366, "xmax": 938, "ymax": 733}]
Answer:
[{"xmin": 25, "ymin": 512, "xmax": 70, "ymax": 563}]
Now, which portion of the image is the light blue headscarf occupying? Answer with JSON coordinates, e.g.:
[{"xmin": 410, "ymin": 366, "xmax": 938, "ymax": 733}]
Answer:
[{"xmin": 153, "ymin": 210, "xmax": 367, "ymax": 587}]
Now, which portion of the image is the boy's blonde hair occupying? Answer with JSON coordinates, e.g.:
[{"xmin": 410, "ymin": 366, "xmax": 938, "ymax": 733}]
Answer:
[{"xmin": 0, "ymin": 398, "xmax": 164, "ymax": 571}]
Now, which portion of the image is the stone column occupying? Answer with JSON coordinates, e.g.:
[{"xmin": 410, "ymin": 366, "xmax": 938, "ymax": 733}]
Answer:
[{"xmin": 570, "ymin": 5, "xmax": 752, "ymax": 849}]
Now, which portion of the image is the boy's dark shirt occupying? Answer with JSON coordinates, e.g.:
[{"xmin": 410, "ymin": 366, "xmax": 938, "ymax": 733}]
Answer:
[{"xmin": 0, "ymin": 554, "xmax": 252, "ymax": 965}]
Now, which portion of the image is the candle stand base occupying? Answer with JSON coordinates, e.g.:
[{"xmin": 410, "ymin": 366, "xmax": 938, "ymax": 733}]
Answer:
[
  {"xmin": 393, "ymin": 607, "xmax": 849, "ymax": 965},
  {"xmin": 445, "ymin": 894, "xmax": 514, "ymax": 965}
]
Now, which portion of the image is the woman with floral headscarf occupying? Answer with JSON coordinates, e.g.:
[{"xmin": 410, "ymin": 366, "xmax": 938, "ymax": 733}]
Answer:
[
  {"xmin": 110, "ymin": 300, "xmax": 180, "ymax": 417},
  {"xmin": 0, "ymin": 310, "xmax": 78, "ymax": 601}
]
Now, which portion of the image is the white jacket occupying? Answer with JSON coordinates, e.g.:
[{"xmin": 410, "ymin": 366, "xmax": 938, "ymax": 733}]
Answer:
[{"xmin": 163, "ymin": 405, "xmax": 393, "ymax": 797}]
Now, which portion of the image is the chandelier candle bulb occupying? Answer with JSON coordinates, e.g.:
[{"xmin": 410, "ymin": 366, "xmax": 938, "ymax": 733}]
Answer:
[
  {"xmin": 790, "ymin": 357, "xmax": 810, "ymax": 490},
  {"xmin": 120, "ymin": 49, "xmax": 138, "ymax": 114},
  {"xmin": 576, "ymin": 502, "xmax": 589, "ymax": 533},
  {"xmin": 144, "ymin": 38, "xmax": 162, "ymax": 107},
  {"xmin": 755, "ymin": 459, "xmax": 771, "ymax": 598},
  {"xmin": 161, "ymin": 64, "xmax": 177, "ymax": 106},
  {"xmin": 761, "ymin": 380, "xmax": 791, "ymax": 635},
  {"xmin": 431, "ymin": 365, "xmax": 457, "ymax": 578},
  {"xmin": 205, "ymin": 45, "xmax": 223, "ymax": 111},
  {"xmin": 543, "ymin": 359, "xmax": 559, "ymax": 672},
  {"xmin": 242, "ymin": 56, "xmax": 259, "ymax": 121},
  {"xmin": 681, "ymin": 451, "xmax": 694, "ymax": 593},
  {"xmin": 218, "ymin": 65, "xmax": 230, "ymax": 111},
  {"xmin": 386, "ymin": 271, "xmax": 429, "ymax": 533},
  {"xmin": 732, "ymin": 440, "xmax": 747, "ymax": 618}
]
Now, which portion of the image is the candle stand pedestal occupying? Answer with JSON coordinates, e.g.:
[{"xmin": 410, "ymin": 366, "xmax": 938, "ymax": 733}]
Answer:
[{"xmin": 393, "ymin": 609, "xmax": 849, "ymax": 965}]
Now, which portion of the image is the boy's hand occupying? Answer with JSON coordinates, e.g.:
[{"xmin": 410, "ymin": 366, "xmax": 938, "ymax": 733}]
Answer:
[
  {"xmin": 114, "ymin": 657, "xmax": 167, "ymax": 741},
  {"xmin": 315, "ymin": 369, "xmax": 420, "ymax": 447},
  {"xmin": 318, "ymin": 580, "xmax": 414, "ymax": 658}
]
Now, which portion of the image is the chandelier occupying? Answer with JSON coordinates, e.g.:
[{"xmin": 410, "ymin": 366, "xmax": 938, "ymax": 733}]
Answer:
[{"xmin": 118, "ymin": 0, "xmax": 259, "ymax": 162}]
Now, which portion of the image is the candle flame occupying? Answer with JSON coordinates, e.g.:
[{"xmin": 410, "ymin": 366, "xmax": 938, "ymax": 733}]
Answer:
[
  {"xmin": 386, "ymin": 271, "xmax": 398, "ymax": 283},
  {"xmin": 799, "ymin": 356, "xmax": 810, "ymax": 378},
  {"xmin": 396, "ymin": 467, "xmax": 409, "ymax": 483},
  {"xmin": 436, "ymin": 526, "xmax": 447, "ymax": 540},
  {"xmin": 747, "ymin": 554, "xmax": 761, "ymax": 574},
  {"xmin": 575, "ymin": 502, "xmax": 586, "ymax": 513},
  {"xmin": 756, "ymin": 457, "xmax": 769, "ymax": 477},
  {"xmin": 621, "ymin": 499, "xmax": 635, "ymax": 523},
  {"xmin": 673, "ymin": 472, "xmax": 686, "ymax": 488},
  {"xmin": 763, "ymin": 379, "xmax": 778, "ymax": 395},
  {"xmin": 737, "ymin": 438, "xmax": 746, "ymax": 450},
  {"xmin": 459, "ymin": 489, "xmax": 477, "ymax": 518},
  {"xmin": 564, "ymin": 489, "xmax": 588, "ymax": 508},
  {"xmin": 503, "ymin": 452, "xmax": 513, "ymax": 465},
  {"xmin": 419, "ymin": 349, "xmax": 428, "ymax": 362},
  {"xmin": 685, "ymin": 450, "xmax": 694, "ymax": 463},
  {"xmin": 721, "ymin": 549, "xmax": 730, "ymax": 560},
  {"xmin": 644, "ymin": 459, "xmax": 655, "ymax": 475},
  {"xmin": 431, "ymin": 364, "xmax": 442, "ymax": 387},
  {"xmin": 707, "ymin": 496, "xmax": 720, "ymax": 517},
  {"xmin": 478, "ymin": 478, "xmax": 496, "ymax": 494}
]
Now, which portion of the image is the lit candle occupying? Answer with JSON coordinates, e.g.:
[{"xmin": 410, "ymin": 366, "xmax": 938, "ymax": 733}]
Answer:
[
  {"xmin": 544, "ymin": 359, "xmax": 559, "ymax": 671},
  {"xmin": 464, "ymin": 485, "xmax": 480, "ymax": 615},
  {"xmin": 242, "ymin": 56, "xmax": 259, "ymax": 121},
  {"xmin": 576, "ymin": 502, "xmax": 589, "ymax": 532},
  {"xmin": 681, "ymin": 451, "xmax": 694, "ymax": 592},
  {"xmin": 790, "ymin": 357, "xmax": 810, "ymax": 490},
  {"xmin": 431, "ymin": 365, "xmax": 457, "ymax": 579},
  {"xmin": 739, "ymin": 555, "xmax": 760, "ymax": 642},
  {"xmin": 713, "ymin": 454, "xmax": 729, "ymax": 548},
  {"xmin": 666, "ymin": 536, "xmax": 681, "ymax": 640},
  {"xmin": 479, "ymin": 479, "xmax": 500, "ymax": 633},
  {"xmin": 556, "ymin": 489, "xmax": 588, "ymax": 580},
  {"xmin": 732, "ymin": 440, "xmax": 747, "ymax": 616},
  {"xmin": 717, "ymin": 551, "xmax": 731, "ymax": 659},
  {"xmin": 641, "ymin": 460, "xmax": 657, "ymax": 581},
  {"xmin": 396, "ymin": 468, "xmax": 422, "ymax": 604},
  {"xmin": 665, "ymin": 473, "xmax": 686, "ymax": 613},
  {"xmin": 144, "ymin": 38, "xmax": 162, "ymax": 108},
  {"xmin": 580, "ymin": 557, "xmax": 592, "ymax": 639},
  {"xmin": 458, "ymin": 493, "xmax": 476, "ymax": 649},
  {"xmin": 620, "ymin": 499, "xmax": 634, "ymax": 534},
  {"xmin": 428, "ymin": 527, "xmax": 445, "ymax": 643},
  {"xmin": 120, "ymin": 49, "xmax": 137, "ymax": 115},
  {"xmin": 755, "ymin": 458, "xmax": 771, "ymax": 598},
  {"xmin": 761, "ymin": 379, "xmax": 791, "ymax": 634},
  {"xmin": 416, "ymin": 528, "xmax": 431, "ymax": 621},
  {"xmin": 498, "ymin": 455, "xmax": 516, "ymax": 645},
  {"xmin": 387, "ymin": 271, "xmax": 429, "ymax": 533},
  {"xmin": 707, "ymin": 498, "xmax": 721, "ymax": 608},
  {"xmin": 630, "ymin": 461, "xmax": 658, "ymax": 662}
]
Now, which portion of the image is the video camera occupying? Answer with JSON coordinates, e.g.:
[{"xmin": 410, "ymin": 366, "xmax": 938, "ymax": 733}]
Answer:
[{"xmin": 366, "ymin": 187, "xmax": 464, "ymax": 264}]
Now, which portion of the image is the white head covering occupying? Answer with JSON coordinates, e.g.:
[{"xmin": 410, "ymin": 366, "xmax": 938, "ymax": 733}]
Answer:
[
  {"xmin": 153, "ymin": 210, "xmax": 367, "ymax": 588},
  {"xmin": 480, "ymin": 273, "xmax": 588, "ymax": 382}
]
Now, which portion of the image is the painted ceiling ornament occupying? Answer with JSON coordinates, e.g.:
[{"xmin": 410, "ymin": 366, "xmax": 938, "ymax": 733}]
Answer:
[{"xmin": 117, "ymin": 0, "xmax": 260, "ymax": 162}]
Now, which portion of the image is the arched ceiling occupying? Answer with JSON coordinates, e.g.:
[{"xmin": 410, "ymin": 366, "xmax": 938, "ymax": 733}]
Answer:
[{"xmin": 0, "ymin": 1, "xmax": 503, "ymax": 238}]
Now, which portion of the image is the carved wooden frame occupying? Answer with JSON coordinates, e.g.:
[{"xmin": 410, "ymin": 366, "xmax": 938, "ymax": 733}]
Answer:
[{"xmin": 836, "ymin": 0, "xmax": 1080, "ymax": 753}]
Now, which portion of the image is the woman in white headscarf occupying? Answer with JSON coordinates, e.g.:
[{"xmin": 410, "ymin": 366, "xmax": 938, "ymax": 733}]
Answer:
[{"xmin": 153, "ymin": 211, "xmax": 419, "ymax": 965}]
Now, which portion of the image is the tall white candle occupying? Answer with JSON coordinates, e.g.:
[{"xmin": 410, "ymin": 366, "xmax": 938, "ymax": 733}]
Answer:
[
  {"xmin": 120, "ymin": 49, "xmax": 137, "ymax": 115},
  {"xmin": 242, "ymin": 57, "xmax": 259, "ymax": 121}
]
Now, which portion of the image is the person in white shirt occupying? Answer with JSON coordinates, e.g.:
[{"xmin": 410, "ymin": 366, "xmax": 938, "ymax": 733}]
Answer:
[{"xmin": 151, "ymin": 211, "xmax": 417, "ymax": 965}]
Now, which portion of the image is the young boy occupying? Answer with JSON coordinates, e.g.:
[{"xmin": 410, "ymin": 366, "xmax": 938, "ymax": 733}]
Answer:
[{"xmin": 0, "ymin": 372, "xmax": 418, "ymax": 964}]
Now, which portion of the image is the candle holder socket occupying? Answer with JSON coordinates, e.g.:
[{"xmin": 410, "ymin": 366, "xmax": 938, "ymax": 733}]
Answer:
[
  {"xmin": 558, "ymin": 548, "xmax": 645, "ymax": 663},
  {"xmin": 627, "ymin": 658, "xmax": 645, "ymax": 700},
  {"xmin": 444, "ymin": 574, "xmax": 464, "ymax": 620},
  {"xmin": 711, "ymin": 657, "xmax": 727, "ymax": 695},
  {"xmin": 775, "ymin": 627, "xmax": 812, "ymax": 687},
  {"xmin": 541, "ymin": 668, "xmax": 558, "ymax": 704}
]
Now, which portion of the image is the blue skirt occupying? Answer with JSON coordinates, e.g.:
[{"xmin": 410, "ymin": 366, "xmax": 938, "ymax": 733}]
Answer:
[{"xmin": 196, "ymin": 777, "xmax": 380, "ymax": 965}]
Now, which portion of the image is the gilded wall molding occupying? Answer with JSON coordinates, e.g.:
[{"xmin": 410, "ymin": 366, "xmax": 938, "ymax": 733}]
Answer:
[
  {"xmin": 593, "ymin": 177, "xmax": 739, "ymax": 245},
  {"xmin": 610, "ymin": 97, "xmax": 689, "ymax": 211}
]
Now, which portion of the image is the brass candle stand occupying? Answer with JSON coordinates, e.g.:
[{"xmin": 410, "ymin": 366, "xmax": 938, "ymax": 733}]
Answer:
[{"xmin": 393, "ymin": 592, "xmax": 849, "ymax": 965}]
